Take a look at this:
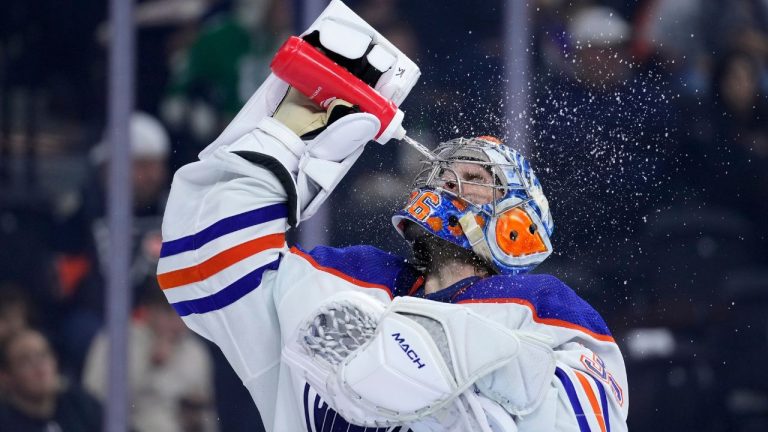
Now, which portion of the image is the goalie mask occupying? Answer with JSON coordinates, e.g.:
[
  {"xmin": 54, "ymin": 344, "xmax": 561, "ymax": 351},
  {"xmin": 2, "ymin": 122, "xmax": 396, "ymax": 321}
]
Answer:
[{"xmin": 392, "ymin": 136, "xmax": 554, "ymax": 275}]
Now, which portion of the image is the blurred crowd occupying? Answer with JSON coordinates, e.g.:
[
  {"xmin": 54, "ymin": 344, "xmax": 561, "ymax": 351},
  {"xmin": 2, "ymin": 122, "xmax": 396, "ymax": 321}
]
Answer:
[{"xmin": 1, "ymin": 0, "xmax": 767, "ymax": 431}]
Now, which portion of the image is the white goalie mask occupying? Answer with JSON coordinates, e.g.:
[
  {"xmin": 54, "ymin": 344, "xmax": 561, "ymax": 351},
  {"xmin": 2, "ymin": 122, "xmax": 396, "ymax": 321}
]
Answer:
[{"xmin": 392, "ymin": 136, "xmax": 554, "ymax": 275}]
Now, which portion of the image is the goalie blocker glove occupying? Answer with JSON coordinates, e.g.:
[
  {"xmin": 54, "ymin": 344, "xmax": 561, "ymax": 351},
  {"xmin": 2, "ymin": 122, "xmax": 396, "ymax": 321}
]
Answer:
[{"xmin": 283, "ymin": 293, "xmax": 555, "ymax": 427}]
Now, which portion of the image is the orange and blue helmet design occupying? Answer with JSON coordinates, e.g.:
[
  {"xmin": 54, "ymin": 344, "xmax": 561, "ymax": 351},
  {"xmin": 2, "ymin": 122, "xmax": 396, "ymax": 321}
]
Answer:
[{"xmin": 392, "ymin": 136, "xmax": 554, "ymax": 275}]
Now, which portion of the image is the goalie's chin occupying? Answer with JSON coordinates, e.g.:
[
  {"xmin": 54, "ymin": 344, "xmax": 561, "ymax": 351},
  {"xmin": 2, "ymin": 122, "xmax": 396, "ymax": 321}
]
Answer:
[{"xmin": 402, "ymin": 221, "xmax": 493, "ymax": 275}]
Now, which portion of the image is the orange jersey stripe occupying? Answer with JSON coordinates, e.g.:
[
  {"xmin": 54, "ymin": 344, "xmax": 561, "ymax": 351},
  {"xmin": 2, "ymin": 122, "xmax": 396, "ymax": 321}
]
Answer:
[
  {"xmin": 158, "ymin": 233, "xmax": 285, "ymax": 290},
  {"xmin": 575, "ymin": 370, "xmax": 607, "ymax": 432},
  {"xmin": 290, "ymin": 247, "xmax": 393, "ymax": 299},
  {"xmin": 456, "ymin": 298, "xmax": 616, "ymax": 343},
  {"xmin": 408, "ymin": 276, "xmax": 425, "ymax": 296}
]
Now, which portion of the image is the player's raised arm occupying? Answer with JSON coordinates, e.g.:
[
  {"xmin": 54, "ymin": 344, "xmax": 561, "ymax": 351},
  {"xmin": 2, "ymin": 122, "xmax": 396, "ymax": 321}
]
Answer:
[{"xmin": 156, "ymin": 1, "xmax": 422, "ymax": 428}]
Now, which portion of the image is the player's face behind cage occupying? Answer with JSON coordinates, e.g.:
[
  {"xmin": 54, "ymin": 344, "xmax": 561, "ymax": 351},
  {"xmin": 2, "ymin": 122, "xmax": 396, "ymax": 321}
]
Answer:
[
  {"xmin": 412, "ymin": 138, "xmax": 523, "ymax": 217},
  {"xmin": 431, "ymin": 162, "xmax": 497, "ymax": 206},
  {"xmin": 393, "ymin": 137, "xmax": 555, "ymax": 275}
]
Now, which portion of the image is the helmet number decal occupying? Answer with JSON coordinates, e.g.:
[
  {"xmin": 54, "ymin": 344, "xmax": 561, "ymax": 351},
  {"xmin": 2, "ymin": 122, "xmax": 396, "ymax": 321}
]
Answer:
[{"xmin": 406, "ymin": 191, "xmax": 441, "ymax": 221}]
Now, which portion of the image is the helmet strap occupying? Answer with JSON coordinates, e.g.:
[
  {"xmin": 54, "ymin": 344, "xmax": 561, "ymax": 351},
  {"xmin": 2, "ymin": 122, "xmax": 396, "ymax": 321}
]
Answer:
[{"xmin": 458, "ymin": 212, "xmax": 493, "ymax": 264}]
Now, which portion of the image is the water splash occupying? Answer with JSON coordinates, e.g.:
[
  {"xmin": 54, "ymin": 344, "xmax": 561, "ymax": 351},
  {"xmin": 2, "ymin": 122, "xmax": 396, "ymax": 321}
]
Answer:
[{"xmin": 401, "ymin": 135, "xmax": 437, "ymax": 161}]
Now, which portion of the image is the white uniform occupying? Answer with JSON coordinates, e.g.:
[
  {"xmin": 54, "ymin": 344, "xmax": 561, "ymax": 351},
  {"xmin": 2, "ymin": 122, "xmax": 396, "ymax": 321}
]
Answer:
[{"xmin": 156, "ymin": 131, "xmax": 629, "ymax": 431}]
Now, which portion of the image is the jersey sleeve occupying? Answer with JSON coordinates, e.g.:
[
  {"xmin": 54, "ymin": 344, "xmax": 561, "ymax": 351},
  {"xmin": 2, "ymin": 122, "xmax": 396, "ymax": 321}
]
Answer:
[
  {"xmin": 156, "ymin": 132, "xmax": 295, "ymax": 423},
  {"xmin": 156, "ymin": 125, "xmax": 422, "ymax": 428},
  {"xmin": 547, "ymin": 343, "xmax": 627, "ymax": 432},
  {"xmin": 454, "ymin": 274, "xmax": 628, "ymax": 432}
]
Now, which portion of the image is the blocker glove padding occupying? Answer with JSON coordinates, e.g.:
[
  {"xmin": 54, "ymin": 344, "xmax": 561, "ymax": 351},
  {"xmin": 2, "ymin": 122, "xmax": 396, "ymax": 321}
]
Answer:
[
  {"xmin": 198, "ymin": 0, "xmax": 420, "ymax": 224},
  {"xmin": 282, "ymin": 292, "xmax": 546, "ymax": 427}
]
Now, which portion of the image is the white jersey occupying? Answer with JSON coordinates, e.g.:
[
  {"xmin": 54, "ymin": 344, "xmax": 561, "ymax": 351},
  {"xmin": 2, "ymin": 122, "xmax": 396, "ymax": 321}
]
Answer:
[{"xmin": 157, "ymin": 142, "xmax": 629, "ymax": 431}]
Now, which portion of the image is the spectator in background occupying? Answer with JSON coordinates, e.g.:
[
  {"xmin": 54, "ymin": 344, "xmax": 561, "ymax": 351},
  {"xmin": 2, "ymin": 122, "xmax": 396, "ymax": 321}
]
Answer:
[
  {"xmin": 55, "ymin": 110, "xmax": 171, "ymax": 298},
  {"xmin": 88, "ymin": 111, "xmax": 171, "ymax": 218},
  {"xmin": 0, "ymin": 329, "xmax": 101, "ymax": 431},
  {"xmin": 89, "ymin": 111, "xmax": 170, "ymax": 298},
  {"xmin": 83, "ymin": 285, "xmax": 216, "ymax": 432},
  {"xmin": 712, "ymin": 50, "xmax": 768, "ymax": 156},
  {"xmin": 695, "ymin": 49, "xmax": 768, "ymax": 249},
  {"xmin": 51, "ymin": 111, "xmax": 171, "ymax": 380},
  {"xmin": 0, "ymin": 285, "xmax": 33, "ymax": 343}
]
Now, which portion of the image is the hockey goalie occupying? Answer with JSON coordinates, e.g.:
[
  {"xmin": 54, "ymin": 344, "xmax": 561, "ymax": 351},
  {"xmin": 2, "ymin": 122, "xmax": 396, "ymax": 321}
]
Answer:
[{"xmin": 156, "ymin": 1, "xmax": 628, "ymax": 430}]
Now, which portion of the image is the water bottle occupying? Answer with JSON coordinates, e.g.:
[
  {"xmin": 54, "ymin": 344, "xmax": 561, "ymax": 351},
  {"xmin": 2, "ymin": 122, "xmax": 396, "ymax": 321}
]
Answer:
[{"xmin": 270, "ymin": 36, "xmax": 406, "ymax": 144}]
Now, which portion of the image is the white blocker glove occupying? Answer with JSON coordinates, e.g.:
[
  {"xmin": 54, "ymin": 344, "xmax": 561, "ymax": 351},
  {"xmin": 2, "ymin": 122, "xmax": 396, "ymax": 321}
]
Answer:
[
  {"xmin": 282, "ymin": 293, "xmax": 547, "ymax": 428},
  {"xmin": 198, "ymin": 0, "xmax": 420, "ymax": 225},
  {"xmin": 473, "ymin": 330, "xmax": 556, "ymax": 417}
]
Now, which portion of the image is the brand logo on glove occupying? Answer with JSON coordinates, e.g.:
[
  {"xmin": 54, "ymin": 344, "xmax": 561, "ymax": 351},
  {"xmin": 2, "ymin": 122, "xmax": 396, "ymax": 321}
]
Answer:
[{"xmin": 391, "ymin": 333, "xmax": 426, "ymax": 369}]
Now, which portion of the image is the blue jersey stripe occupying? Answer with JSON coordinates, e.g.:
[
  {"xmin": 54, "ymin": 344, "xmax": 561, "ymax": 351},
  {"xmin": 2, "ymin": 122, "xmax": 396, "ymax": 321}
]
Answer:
[
  {"xmin": 171, "ymin": 257, "xmax": 280, "ymax": 316},
  {"xmin": 555, "ymin": 367, "xmax": 592, "ymax": 432},
  {"xmin": 453, "ymin": 274, "xmax": 612, "ymax": 338},
  {"xmin": 301, "ymin": 382, "xmax": 410, "ymax": 432},
  {"xmin": 591, "ymin": 374, "xmax": 611, "ymax": 432},
  {"xmin": 297, "ymin": 245, "xmax": 416, "ymax": 297},
  {"xmin": 303, "ymin": 384, "xmax": 313, "ymax": 432},
  {"xmin": 160, "ymin": 203, "xmax": 288, "ymax": 258}
]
